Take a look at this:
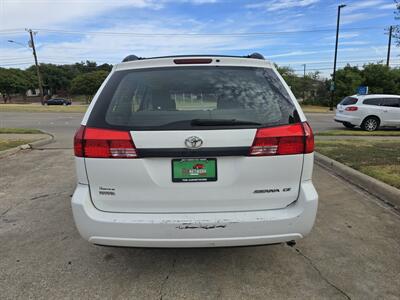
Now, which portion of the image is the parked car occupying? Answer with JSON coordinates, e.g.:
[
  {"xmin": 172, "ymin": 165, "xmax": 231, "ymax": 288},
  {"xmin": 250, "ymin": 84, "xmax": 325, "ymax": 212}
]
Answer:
[
  {"xmin": 72, "ymin": 54, "xmax": 318, "ymax": 248},
  {"xmin": 44, "ymin": 98, "xmax": 71, "ymax": 105},
  {"xmin": 335, "ymin": 94, "xmax": 400, "ymax": 131}
]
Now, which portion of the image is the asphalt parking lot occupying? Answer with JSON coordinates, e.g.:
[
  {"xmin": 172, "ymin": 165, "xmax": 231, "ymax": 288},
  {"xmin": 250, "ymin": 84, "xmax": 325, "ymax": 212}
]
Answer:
[{"xmin": 1, "ymin": 111, "xmax": 400, "ymax": 299}]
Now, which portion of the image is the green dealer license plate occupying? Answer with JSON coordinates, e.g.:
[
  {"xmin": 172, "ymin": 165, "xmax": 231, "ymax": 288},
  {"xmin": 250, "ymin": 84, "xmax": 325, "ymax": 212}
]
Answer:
[{"xmin": 172, "ymin": 158, "xmax": 217, "ymax": 182}]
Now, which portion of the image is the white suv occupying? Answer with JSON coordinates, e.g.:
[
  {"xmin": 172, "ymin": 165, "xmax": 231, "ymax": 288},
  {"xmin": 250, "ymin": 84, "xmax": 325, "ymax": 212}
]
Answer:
[
  {"xmin": 335, "ymin": 94, "xmax": 400, "ymax": 131},
  {"xmin": 71, "ymin": 54, "xmax": 318, "ymax": 248}
]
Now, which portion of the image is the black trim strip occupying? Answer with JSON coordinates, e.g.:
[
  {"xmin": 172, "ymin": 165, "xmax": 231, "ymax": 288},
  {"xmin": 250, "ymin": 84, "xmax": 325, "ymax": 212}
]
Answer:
[{"xmin": 137, "ymin": 147, "xmax": 249, "ymax": 158}]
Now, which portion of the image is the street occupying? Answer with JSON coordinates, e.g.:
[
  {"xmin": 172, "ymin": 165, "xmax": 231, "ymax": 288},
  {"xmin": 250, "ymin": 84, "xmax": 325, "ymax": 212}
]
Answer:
[
  {"xmin": 1, "ymin": 112, "xmax": 400, "ymax": 299},
  {"xmin": 0, "ymin": 112, "xmax": 83, "ymax": 148}
]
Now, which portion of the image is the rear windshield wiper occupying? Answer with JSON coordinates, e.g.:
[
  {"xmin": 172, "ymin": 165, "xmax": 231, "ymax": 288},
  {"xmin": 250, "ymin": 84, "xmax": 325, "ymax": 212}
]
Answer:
[{"xmin": 191, "ymin": 119, "xmax": 262, "ymax": 126}]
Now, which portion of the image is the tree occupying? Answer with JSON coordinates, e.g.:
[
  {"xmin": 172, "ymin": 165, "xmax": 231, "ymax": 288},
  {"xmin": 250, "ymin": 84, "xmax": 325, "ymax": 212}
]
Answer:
[
  {"xmin": 275, "ymin": 65, "xmax": 303, "ymax": 97},
  {"xmin": 332, "ymin": 63, "xmax": 400, "ymax": 105},
  {"xmin": 69, "ymin": 70, "xmax": 109, "ymax": 103},
  {"xmin": 27, "ymin": 63, "xmax": 72, "ymax": 95},
  {"xmin": 1, "ymin": 61, "xmax": 113, "ymax": 102},
  {"xmin": 97, "ymin": 63, "xmax": 113, "ymax": 72},
  {"xmin": 25, "ymin": 61, "xmax": 113, "ymax": 96},
  {"xmin": 275, "ymin": 64, "xmax": 330, "ymax": 105},
  {"xmin": 334, "ymin": 65, "xmax": 363, "ymax": 103},
  {"xmin": 362, "ymin": 63, "xmax": 399, "ymax": 94},
  {"xmin": 0, "ymin": 68, "xmax": 36, "ymax": 102},
  {"xmin": 72, "ymin": 60, "xmax": 112, "ymax": 73}
]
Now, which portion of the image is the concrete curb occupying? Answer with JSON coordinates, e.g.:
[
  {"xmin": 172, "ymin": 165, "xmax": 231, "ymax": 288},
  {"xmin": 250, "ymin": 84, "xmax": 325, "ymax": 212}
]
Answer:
[
  {"xmin": 29, "ymin": 131, "xmax": 54, "ymax": 148},
  {"xmin": 0, "ymin": 132, "xmax": 54, "ymax": 159},
  {"xmin": 315, "ymin": 152, "xmax": 400, "ymax": 209}
]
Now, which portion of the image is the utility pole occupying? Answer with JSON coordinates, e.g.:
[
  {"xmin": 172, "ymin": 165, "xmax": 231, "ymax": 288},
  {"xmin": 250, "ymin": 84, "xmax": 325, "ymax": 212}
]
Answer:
[
  {"xmin": 26, "ymin": 29, "xmax": 44, "ymax": 104},
  {"xmin": 386, "ymin": 25, "xmax": 393, "ymax": 67},
  {"xmin": 330, "ymin": 4, "xmax": 346, "ymax": 111},
  {"xmin": 302, "ymin": 64, "xmax": 306, "ymax": 101}
]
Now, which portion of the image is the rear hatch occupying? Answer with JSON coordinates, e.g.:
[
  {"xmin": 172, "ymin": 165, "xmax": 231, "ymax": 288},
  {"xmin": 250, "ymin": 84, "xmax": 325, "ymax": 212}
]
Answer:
[{"xmin": 76, "ymin": 63, "xmax": 312, "ymax": 213}]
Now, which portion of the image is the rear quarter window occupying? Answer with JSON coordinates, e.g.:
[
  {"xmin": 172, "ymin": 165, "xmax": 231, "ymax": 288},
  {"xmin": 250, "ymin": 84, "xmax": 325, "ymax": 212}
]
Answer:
[
  {"xmin": 340, "ymin": 97, "xmax": 358, "ymax": 105},
  {"xmin": 88, "ymin": 66, "xmax": 300, "ymax": 130}
]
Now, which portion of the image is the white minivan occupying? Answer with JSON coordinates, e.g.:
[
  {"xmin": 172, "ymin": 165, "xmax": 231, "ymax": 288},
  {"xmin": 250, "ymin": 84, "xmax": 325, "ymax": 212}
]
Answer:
[
  {"xmin": 72, "ymin": 54, "xmax": 318, "ymax": 248},
  {"xmin": 335, "ymin": 94, "xmax": 400, "ymax": 131}
]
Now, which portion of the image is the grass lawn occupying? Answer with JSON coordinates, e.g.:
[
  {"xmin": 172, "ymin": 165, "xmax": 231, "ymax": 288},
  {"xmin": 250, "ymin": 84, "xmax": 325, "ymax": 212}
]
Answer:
[
  {"xmin": 317, "ymin": 129, "xmax": 400, "ymax": 136},
  {"xmin": 301, "ymin": 105, "xmax": 332, "ymax": 113},
  {"xmin": 316, "ymin": 139, "xmax": 400, "ymax": 189},
  {"xmin": 0, "ymin": 128, "xmax": 43, "ymax": 134},
  {"xmin": 0, "ymin": 104, "xmax": 88, "ymax": 113},
  {"xmin": 0, "ymin": 139, "xmax": 35, "ymax": 151},
  {"xmin": 0, "ymin": 128, "xmax": 46, "ymax": 151}
]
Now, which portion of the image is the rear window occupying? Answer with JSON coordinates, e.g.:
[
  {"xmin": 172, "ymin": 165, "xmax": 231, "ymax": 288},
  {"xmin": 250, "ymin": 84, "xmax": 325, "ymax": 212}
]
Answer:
[
  {"xmin": 340, "ymin": 97, "xmax": 358, "ymax": 105},
  {"xmin": 363, "ymin": 98, "xmax": 381, "ymax": 106},
  {"xmin": 87, "ymin": 66, "xmax": 299, "ymax": 130}
]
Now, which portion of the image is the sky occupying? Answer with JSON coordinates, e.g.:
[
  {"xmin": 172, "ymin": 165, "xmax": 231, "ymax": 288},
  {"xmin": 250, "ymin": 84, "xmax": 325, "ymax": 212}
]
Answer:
[{"xmin": 0, "ymin": 0, "xmax": 399, "ymax": 77}]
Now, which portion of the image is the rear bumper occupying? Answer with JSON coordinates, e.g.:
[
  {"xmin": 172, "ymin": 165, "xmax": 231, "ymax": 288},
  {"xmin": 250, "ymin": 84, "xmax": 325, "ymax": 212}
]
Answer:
[
  {"xmin": 71, "ymin": 181, "xmax": 318, "ymax": 248},
  {"xmin": 334, "ymin": 113, "xmax": 362, "ymax": 126}
]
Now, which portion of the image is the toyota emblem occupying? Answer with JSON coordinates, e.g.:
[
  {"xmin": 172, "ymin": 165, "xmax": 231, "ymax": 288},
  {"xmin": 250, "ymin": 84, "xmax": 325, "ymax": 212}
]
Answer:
[{"xmin": 184, "ymin": 136, "xmax": 203, "ymax": 149}]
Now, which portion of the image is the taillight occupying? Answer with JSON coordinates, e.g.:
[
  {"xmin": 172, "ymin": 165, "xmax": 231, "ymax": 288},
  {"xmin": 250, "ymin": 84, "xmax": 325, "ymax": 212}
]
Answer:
[
  {"xmin": 303, "ymin": 122, "xmax": 314, "ymax": 153},
  {"xmin": 249, "ymin": 122, "xmax": 314, "ymax": 156},
  {"xmin": 73, "ymin": 126, "xmax": 137, "ymax": 158},
  {"xmin": 74, "ymin": 125, "xmax": 85, "ymax": 157},
  {"xmin": 345, "ymin": 106, "xmax": 358, "ymax": 111}
]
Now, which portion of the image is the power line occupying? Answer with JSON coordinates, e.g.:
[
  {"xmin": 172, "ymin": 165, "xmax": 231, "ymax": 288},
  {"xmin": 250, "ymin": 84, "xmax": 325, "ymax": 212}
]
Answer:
[
  {"xmin": 1, "ymin": 56, "xmax": 398, "ymax": 65},
  {"xmin": 278, "ymin": 59, "xmax": 400, "ymax": 71},
  {"xmin": 0, "ymin": 30, "xmax": 26, "ymax": 35},
  {"xmin": 292, "ymin": 63, "xmax": 400, "ymax": 72},
  {"xmin": 10, "ymin": 55, "xmax": 400, "ymax": 61},
  {"xmin": 24, "ymin": 25, "xmax": 388, "ymax": 37},
  {"xmin": 279, "ymin": 58, "xmax": 387, "ymax": 65},
  {"xmin": 2, "ymin": 61, "xmax": 399, "ymax": 69},
  {"xmin": 0, "ymin": 57, "xmax": 34, "ymax": 62},
  {"xmin": 2, "ymin": 60, "xmax": 398, "ymax": 69},
  {"xmin": 0, "ymin": 62, "xmax": 34, "ymax": 66}
]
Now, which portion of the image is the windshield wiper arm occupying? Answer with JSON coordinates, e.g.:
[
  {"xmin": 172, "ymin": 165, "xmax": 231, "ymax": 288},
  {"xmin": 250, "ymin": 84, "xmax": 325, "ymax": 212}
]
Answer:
[{"xmin": 191, "ymin": 119, "xmax": 262, "ymax": 126}]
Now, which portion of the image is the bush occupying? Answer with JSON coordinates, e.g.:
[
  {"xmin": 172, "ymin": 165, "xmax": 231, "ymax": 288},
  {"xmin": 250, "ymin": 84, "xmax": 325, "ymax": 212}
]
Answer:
[{"xmin": 69, "ymin": 70, "xmax": 109, "ymax": 103}]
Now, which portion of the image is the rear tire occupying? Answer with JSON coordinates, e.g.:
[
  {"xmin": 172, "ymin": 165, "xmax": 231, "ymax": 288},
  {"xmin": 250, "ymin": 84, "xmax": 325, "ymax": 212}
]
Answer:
[
  {"xmin": 361, "ymin": 116, "xmax": 379, "ymax": 131},
  {"xmin": 343, "ymin": 122, "xmax": 355, "ymax": 129}
]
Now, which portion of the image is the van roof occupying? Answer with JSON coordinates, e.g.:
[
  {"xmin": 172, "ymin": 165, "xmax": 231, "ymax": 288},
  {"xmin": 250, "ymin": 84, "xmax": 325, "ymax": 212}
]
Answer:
[{"xmin": 114, "ymin": 55, "xmax": 273, "ymax": 71}]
